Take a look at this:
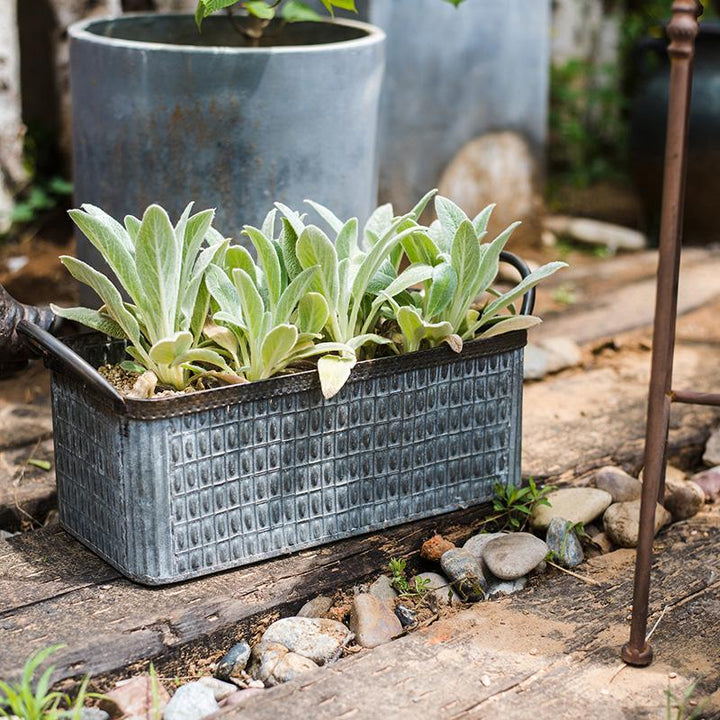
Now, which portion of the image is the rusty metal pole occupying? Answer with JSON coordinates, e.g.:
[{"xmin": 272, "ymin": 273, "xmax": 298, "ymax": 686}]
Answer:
[{"xmin": 621, "ymin": 0, "xmax": 701, "ymax": 667}]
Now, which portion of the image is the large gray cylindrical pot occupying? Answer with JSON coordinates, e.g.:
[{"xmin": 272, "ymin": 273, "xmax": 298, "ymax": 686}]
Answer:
[{"xmin": 68, "ymin": 14, "xmax": 385, "ymax": 272}]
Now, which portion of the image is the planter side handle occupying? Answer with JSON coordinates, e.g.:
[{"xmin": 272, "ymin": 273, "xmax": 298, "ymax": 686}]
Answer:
[
  {"xmin": 499, "ymin": 250, "xmax": 536, "ymax": 316},
  {"xmin": 16, "ymin": 320, "xmax": 125, "ymax": 406}
]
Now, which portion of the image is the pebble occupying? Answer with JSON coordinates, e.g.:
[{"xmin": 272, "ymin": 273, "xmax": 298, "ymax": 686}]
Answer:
[
  {"xmin": 297, "ymin": 596, "xmax": 333, "ymax": 619},
  {"xmin": 215, "ymin": 641, "xmax": 252, "ymax": 680},
  {"xmin": 487, "ymin": 576, "xmax": 527, "ymax": 597},
  {"xmin": 664, "ymin": 482, "xmax": 705, "ymax": 521},
  {"xmin": 440, "ymin": 548, "xmax": 487, "ymax": 601},
  {"xmin": 268, "ymin": 652, "xmax": 319, "ymax": 686},
  {"xmin": 163, "ymin": 682, "xmax": 219, "ymax": 720},
  {"xmin": 258, "ymin": 617, "xmax": 353, "ymax": 665},
  {"xmin": 530, "ymin": 488, "xmax": 612, "ymax": 530},
  {"xmin": 80, "ymin": 710, "xmax": 110, "ymax": 720},
  {"xmin": 538, "ymin": 336, "xmax": 582, "ymax": 374},
  {"xmin": 545, "ymin": 517, "xmax": 584, "ymax": 568},
  {"xmin": 349, "ymin": 594, "xmax": 403, "ymax": 648},
  {"xmin": 252, "ymin": 642, "xmax": 288, "ymax": 685},
  {"xmin": 100, "ymin": 674, "xmax": 169, "ymax": 718},
  {"xmin": 593, "ymin": 466, "xmax": 642, "ymax": 503},
  {"xmin": 691, "ymin": 466, "xmax": 720, "ymax": 503},
  {"xmin": 603, "ymin": 500, "xmax": 671, "ymax": 548},
  {"xmin": 704, "ymin": 427, "xmax": 720, "ymax": 466},
  {"xmin": 221, "ymin": 688, "xmax": 265, "ymax": 709},
  {"xmin": 590, "ymin": 532, "xmax": 614, "ymax": 555},
  {"xmin": 197, "ymin": 677, "xmax": 237, "ymax": 702},
  {"xmin": 369, "ymin": 575, "xmax": 398, "ymax": 605},
  {"xmin": 483, "ymin": 533, "xmax": 549, "ymax": 580},
  {"xmin": 413, "ymin": 571, "xmax": 462, "ymax": 606},
  {"xmin": 421, "ymin": 534, "xmax": 455, "ymax": 562},
  {"xmin": 462, "ymin": 532, "xmax": 506, "ymax": 571},
  {"xmin": 394, "ymin": 604, "xmax": 417, "ymax": 628},
  {"xmin": 523, "ymin": 344, "xmax": 551, "ymax": 381},
  {"xmin": 480, "ymin": 674, "xmax": 491, "ymax": 687}
]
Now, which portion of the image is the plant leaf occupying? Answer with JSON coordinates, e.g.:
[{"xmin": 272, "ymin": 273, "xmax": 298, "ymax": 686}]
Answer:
[
  {"xmin": 243, "ymin": 225, "xmax": 282, "ymax": 309},
  {"xmin": 317, "ymin": 353, "xmax": 357, "ymax": 399},
  {"xmin": 475, "ymin": 314, "xmax": 542, "ymax": 339},
  {"xmin": 296, "ymin": 225, "xmax": 339, "ymax": 310},
  {"xmin": 426, "ymin": 262, "xmax": 458, "ymax": 318},
  {"xmin": 297, "ymin": 292, "xmax": 329, "ymax": 335},
  {"xmin": 275, "ymin": 265, "xmax": 319, "ymax": 324},
  {"xmin": 135, "ymin": 204, "xmax": 181, "ymax": 339},
  {"xmin": 149, "ymin": 331, "xmax": 193, "ymax": 366},
  {"xmin": 50, "ymin": 305, "xmax": 126, "ymax": 339},
  {"xmin": 59, "ymin": 256, "xmax": 142, "ymax": 347},
  {"xmin": 261, "ymin": 324, "xmax": 299, "ymax": 374}
]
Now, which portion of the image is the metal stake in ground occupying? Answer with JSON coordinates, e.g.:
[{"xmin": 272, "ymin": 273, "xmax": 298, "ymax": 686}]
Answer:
[{"xmin": 621, "ymin": 0, "xmax": 702, "ymax": 668}]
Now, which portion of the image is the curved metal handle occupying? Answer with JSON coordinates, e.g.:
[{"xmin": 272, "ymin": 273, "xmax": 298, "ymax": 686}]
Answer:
[
  {"xmin": 499, "ymin": 250, "xmax": 536, "ymax": 316},
  {"xmin": 16, "ymin": 320, "xmax": 125, "ymax": 406},
  {"xmin": 0, "ymin": 283, "xmax": 59, "ymax": 369}
]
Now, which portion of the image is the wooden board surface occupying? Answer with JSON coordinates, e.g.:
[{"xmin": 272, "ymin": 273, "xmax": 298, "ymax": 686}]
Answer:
[{"xmin": 219, "ymin": 510, "xmax": 720, "ymax": 720}]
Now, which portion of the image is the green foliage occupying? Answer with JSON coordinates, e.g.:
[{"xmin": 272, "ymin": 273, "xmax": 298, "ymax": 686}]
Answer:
[
  {"xmin": 5, "ymin": 178, "xmax": 73, "ymax": 230},
  {"xmin": 194, "ymin": 0, "xmax": 467, "ymax": 38},
  {"xmin": 0, "ymin": 645, "xmax": 99, "ymax": 720},
  {"xmin": 492, "ymin": 478, "xmax": 554, "ymax": 532},
  {"xmin": 58, "ymin": 192, "xmax": 565, "ymax": 397},
  {"xmin": 52, "ymin": 203, "xmax": 234, "ymax": 391},
  {"xmin": 664, "ymin": 682, "xmax": 707, "ymax": 720},
  {"xmin": 388, "ymin": 558, "xmax": 431, "ymax": 598},
  {"xmin": 549, "ymin": 58, "xmax": 627, "ymax": 189},
  {"xmin": 194, "ymin": 0, "xmax": 357, "ymax": 34},
  {"xmin": 204, "ymin": 209, "xmax": 355, "ymax": 386}
]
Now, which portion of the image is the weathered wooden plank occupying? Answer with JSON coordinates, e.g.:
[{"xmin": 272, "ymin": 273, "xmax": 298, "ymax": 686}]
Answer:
[
  {"xmin": 0, "ymin": 504, "xmax": 494, "ymax": 683},
  {"xmin": 219, "ymin": 512, "xmax": 720, "ymax": 720},
  {"xmin": 522, "ymin": 342, "xmax": 720, "ymax": 481}
]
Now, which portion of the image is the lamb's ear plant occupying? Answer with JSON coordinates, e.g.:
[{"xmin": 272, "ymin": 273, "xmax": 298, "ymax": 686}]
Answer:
[
  {"xmin": 204, "ymin": 210, "xmax": 356, "ymax": 397},
  {"xmin": 371, "ymin": 195, "xmax": 568, "ymax": 355},
  {"xmin": 276, "ymin": 190, "xmax": 437, "ymax": 395},
  {"xmin": 51, "ymin": 203, "xmax": 235, "ymax": 391}
]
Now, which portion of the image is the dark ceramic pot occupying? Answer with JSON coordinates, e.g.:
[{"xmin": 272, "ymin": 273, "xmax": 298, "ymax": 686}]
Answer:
[{"xmin": 630, "ymin": 23, "xmax": 720, "ymax": 245}]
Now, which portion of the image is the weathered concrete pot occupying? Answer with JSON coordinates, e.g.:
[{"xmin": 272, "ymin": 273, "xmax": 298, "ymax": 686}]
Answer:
[
  {"xmin": 68, "ymin": 14, "xmax": 385, "ymax": 280},
  {"xmin": 330, "ymin": 0, "xmax": 550, "ymax": 210}
]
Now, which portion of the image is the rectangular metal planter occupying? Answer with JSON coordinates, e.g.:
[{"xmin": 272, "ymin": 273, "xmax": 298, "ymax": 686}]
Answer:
[{"xmin": 48, "ymin": 331, "xmax": 526, "ymax": 585}]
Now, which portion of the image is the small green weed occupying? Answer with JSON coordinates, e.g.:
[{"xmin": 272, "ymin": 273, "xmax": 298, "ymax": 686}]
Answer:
[
  {"xmin": 388, "ymin": 558, "xmax": 431, "ymax": 598},
  {"xmin": 0, "ymin": 645, "xmax": 98, "ymax": 720},
  {"xmin": 665, "ymin": 682, "xmax": 707, "ymax": 720},
  {"xmin": 491, "ymin": 478, "xmax": 553, "ymax": 532}
]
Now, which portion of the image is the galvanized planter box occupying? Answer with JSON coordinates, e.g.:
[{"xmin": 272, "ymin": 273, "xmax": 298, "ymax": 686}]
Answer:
[{"xmin": 46, "ymin": 331, "xmax": 526, "ymax": 585}]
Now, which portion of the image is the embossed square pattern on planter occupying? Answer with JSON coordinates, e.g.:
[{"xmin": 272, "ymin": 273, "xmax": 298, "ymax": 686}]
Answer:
[{"xmin": 49, "ymin": 331, "xmax": 526, "ymax": 584}]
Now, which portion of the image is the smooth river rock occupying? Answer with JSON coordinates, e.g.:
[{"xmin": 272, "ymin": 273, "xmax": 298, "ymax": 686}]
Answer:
[
  {"xmin": 163, "ymin": 682, "xmax": 219, "ymax": 720},
  {"xmin": 483, "ymin": 533, "xmax": 548, "ymax": 580},
  {"xmin": 545, "ymin": 517, "xmax": 584, "ymax": 568},
  {"xmin": 297, "ymin": 595, "xmax": 333, "ymax": 619},
  {"xmin": 215, "ymin": 641, "xmax": 252, "ymax": 680},
  {"xmin": 369, "ymin": 575, "xmax": 399, "ymax": 605},
  {"xmin": 703, "ymin": 427, "xmax": 720, "ymax": 466},
  {"xmin": 691, "ymin": 466, "xmax": 720, "ymax": 502},
  {"xmin": 413, "ymin": 571, "xmax": 462, "ymax": 606},
  {"xmin": 593, "ymin": 466, "xmax": 642, "ymax": 503},
  {"xmin": 603, "ymin": 500, "xmax": 671, "ymax": 548},
  {"xmin": 530, "ymin": 487, "xmax": 613, "ymax": 530},
  {"xmin": 440, "ymin": 548, "xmax": 487, "ymax": 601},
  {"xmin": 664, "ymin": 482, "xmax": 705, "ymax": 522},
  {"xmin": 257, "ymin": 617, "xmax": 353, "ymax": 665},
  {"xmin": 349, "ymin": 594, "xmax": 403, "ymax": 648},
  {"xmin": 463, "ymin": 532, "xmax": 506, "ymax": 566}
]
